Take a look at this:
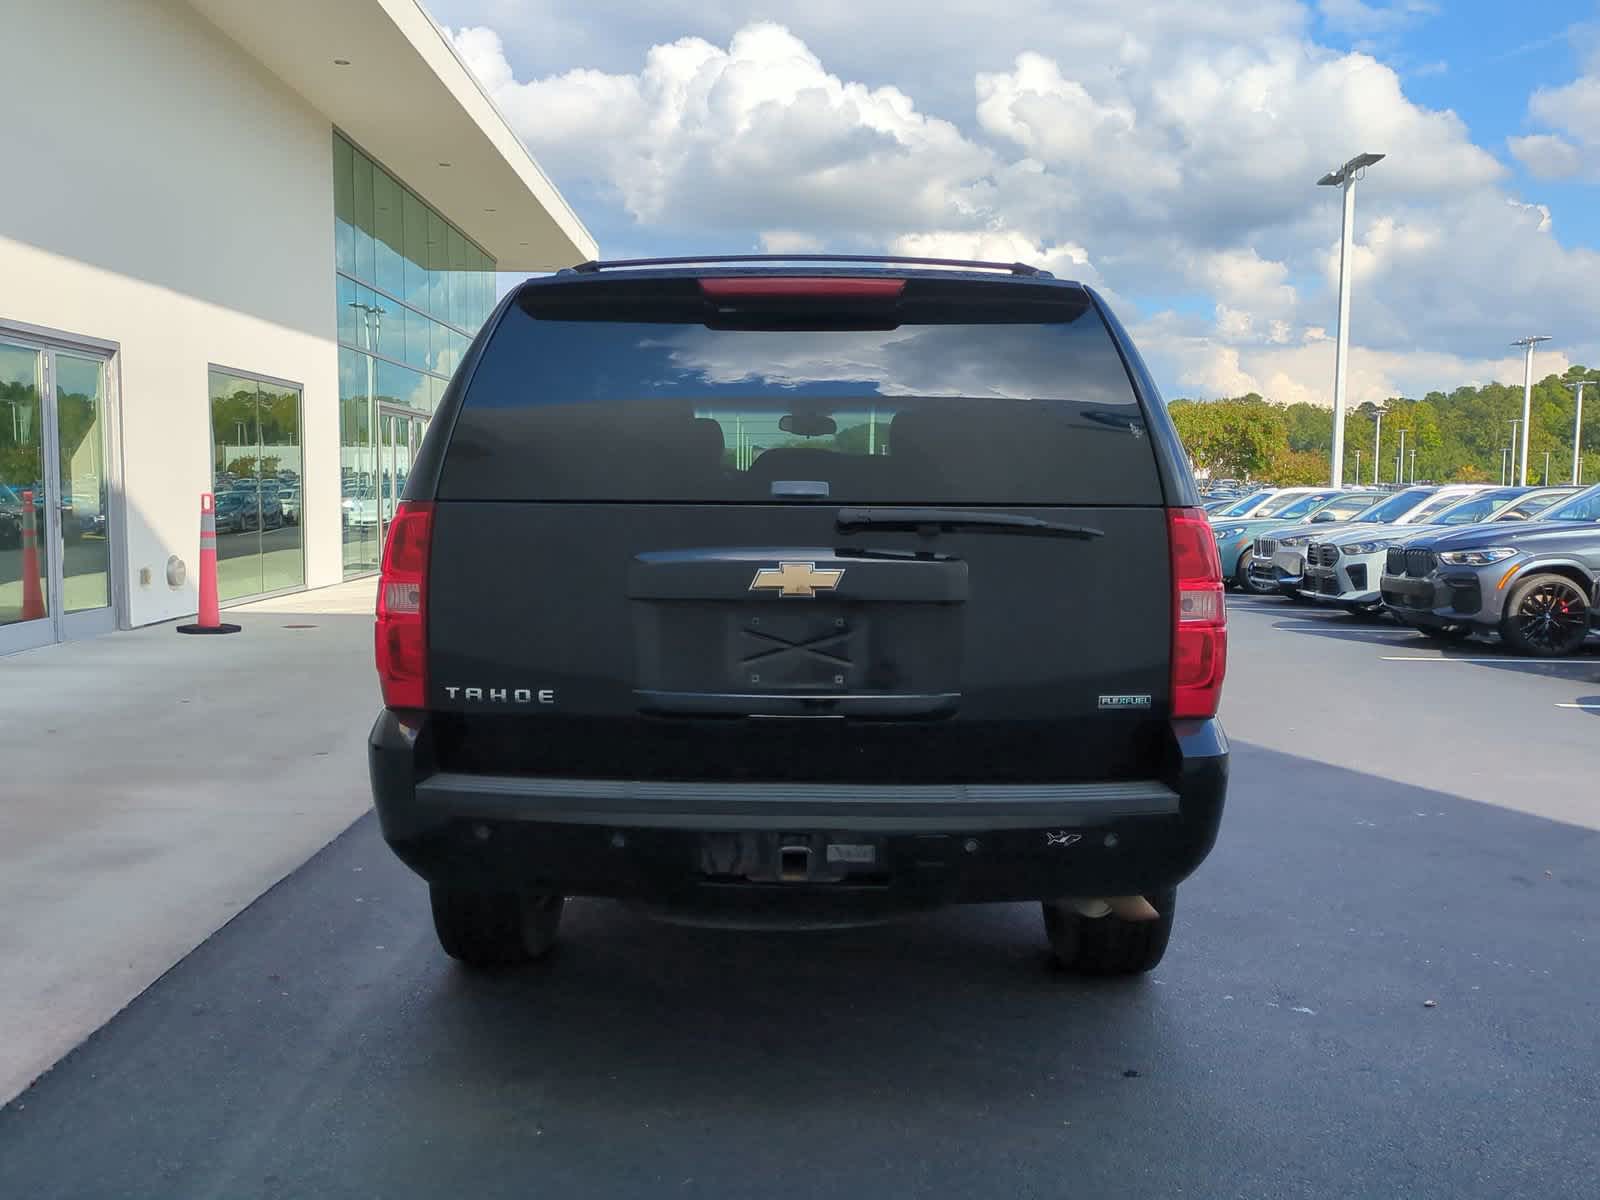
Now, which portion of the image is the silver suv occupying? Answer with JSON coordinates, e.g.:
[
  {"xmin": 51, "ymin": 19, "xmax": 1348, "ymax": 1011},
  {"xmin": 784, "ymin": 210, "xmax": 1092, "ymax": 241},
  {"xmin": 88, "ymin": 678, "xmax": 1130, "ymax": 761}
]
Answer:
[{"xmin": 1300, "ymin": 486, "xmax": 1493, "ymax": 611}]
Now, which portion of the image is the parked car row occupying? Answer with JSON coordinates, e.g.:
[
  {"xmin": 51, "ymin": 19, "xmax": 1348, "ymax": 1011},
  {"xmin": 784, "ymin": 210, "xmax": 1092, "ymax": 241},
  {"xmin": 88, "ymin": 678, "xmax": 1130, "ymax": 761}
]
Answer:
[
  {"xmin": 211, "ymin": 477, "xmax": 295, "ymax": 532},
  {"xmin": 1218, "ymin": 482, "xmax": 1600, "ymax": 656}
]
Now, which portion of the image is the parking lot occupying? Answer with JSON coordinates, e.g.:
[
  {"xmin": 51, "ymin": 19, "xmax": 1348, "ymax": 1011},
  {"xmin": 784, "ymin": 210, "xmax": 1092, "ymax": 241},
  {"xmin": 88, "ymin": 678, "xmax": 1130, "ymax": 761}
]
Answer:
[{"xmin": 1, "ymin": 594, "xmax": 1594, "ymax": 1199}]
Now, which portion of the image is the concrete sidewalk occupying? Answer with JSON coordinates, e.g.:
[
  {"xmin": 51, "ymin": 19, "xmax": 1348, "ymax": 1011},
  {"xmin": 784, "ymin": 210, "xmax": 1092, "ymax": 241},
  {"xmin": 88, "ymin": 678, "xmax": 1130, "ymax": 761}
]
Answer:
[{"xmin": 0, "ymin": 580, "xmax": 378, "ymax": 1102}]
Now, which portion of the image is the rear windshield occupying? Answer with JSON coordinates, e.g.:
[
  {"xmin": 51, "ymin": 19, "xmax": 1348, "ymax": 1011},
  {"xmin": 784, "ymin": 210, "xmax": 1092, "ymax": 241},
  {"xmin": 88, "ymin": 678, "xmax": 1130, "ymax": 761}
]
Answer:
[{"xmin": 438, "ymin": 279, "xmax": 1162, "ymax": 505}]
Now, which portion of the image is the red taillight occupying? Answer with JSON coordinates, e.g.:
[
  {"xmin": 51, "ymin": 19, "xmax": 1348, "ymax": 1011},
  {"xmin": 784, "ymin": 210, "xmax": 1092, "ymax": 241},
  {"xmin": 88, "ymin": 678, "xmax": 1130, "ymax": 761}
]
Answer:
[
  {"xmin": 375, "ymin": 500, "xmax": 434, "ymax": 709},
  {"xmin": 699, "ymin": 277, "xmax": 906, "ymax": 299},
  {"xmin": 1168, "ymin": 507, "xmax": 1227, "ymax": 719}
]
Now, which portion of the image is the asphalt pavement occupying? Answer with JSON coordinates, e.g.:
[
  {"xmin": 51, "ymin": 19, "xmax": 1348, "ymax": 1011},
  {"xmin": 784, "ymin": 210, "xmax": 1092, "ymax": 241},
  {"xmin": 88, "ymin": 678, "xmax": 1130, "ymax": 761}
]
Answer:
[{"xmin": 1, "ymin": 597, "xmax": 1596, "ymax": 1199}]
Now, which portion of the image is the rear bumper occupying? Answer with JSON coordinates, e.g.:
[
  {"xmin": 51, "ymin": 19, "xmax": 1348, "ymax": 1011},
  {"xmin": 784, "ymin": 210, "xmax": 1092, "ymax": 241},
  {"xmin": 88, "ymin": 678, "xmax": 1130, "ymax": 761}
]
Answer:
[{"xmin": 369, "ymin": 712, "xmax": 1228, "ymax": 911}]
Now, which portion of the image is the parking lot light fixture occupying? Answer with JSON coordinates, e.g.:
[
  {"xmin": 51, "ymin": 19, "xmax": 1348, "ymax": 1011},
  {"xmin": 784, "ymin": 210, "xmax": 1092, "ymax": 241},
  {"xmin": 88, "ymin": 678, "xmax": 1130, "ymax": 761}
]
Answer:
[
  {"xmin": 1508, "ymin": 418, "xmax": 1521, "ymax": 483},
  {"xmin": 1371, "ymin": 405, "xmax": 1386, "ymax": 486},
  {"xmin": 1512, "ymin": 336, "xmax": 1551, "ymax": 486},
  {"xmin": 1560, "ymin": 379, "xmax": 1593, "ymax": 484},
  {"xmin": 1318, "ymin": 153, "xmax": 1385, "ymax": 488}
]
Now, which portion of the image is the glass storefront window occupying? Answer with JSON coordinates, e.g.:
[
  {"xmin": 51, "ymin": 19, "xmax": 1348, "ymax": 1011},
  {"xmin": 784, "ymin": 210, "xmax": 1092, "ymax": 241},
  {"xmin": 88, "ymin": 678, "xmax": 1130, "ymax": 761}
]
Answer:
[
  {"xmin": 209, "ymin": 369, "xmax": 304, "ymax": 601},
  {"xmin": 55, "ymin": 354, "xmax": 109, "ymax": 613},
  {"xmin": 447, "ymin": 226, "xmax": 466, "ymax": 330},
  {"xmin": 352, "ymin": 149, "xmax": 375, "ymax": 287},
  {"xmin": 403, "ymin": 187, "xmax": 429, "ymax": 312},
  {"xmin": 333, "ymin": 132, "xmax": 494, "ymax": 575},
  {"xmin": 333, "ymin": 135, "xmax": 355, "ymax": 277},
  {"xmin": 376, "ymin": 359, "xmax": 429, "ymax": 415},
  {"xmin": 336, "ymin": 275, "xmax": 359, "ymax": 347},
  {"xmin": 373, "ymin": 165, "xmax": 404, "ymax": 299},
  {"xmin": 1, "ymin": 342, "xmax": 47, "ymax": 628},
  {"xmin": 338, "ymin": 348, "xmax": 379, "ymax": 577},
  {"xmin": 427, "ymin": 208, "xmax": 447, "ymax": 321}
]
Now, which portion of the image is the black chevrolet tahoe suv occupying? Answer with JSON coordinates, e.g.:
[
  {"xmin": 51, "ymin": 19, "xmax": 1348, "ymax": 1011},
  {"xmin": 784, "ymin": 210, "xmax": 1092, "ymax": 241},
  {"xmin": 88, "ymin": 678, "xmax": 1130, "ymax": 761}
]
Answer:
[{"xmin": 369, "ymin": 254, "xmax": 1229, "ymax": 976}]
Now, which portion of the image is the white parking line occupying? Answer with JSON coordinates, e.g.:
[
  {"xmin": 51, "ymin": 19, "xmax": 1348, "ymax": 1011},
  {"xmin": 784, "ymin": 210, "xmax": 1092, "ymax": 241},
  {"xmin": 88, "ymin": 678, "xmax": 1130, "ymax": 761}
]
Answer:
[
  {"xmin": 1381, "ymin": 655, "xmax": 1600, "ymax": 665},
  {"xmin": 1555, "ymin": 702, "xmax": 1600, "ymax": 710}
]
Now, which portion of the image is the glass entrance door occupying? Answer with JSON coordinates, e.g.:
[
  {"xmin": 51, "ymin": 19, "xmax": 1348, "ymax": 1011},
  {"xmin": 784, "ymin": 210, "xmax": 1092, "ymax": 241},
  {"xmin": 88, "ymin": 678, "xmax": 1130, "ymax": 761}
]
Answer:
[{"xmin": 2, "ymin": 337, "xmax": 114, "ymax": 654}]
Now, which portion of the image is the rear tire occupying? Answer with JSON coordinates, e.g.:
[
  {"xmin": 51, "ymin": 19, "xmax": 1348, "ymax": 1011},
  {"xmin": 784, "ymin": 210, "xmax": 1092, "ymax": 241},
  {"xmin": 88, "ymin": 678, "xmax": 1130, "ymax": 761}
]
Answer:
[
  {"xmin": 1500, "ymin": 573, "xmax": 1591, "ymax": 657},
  {"xmin": 1043, "ymin": 888, "xmax": 1176, "ymax": 976},
  {"xmin": 430, "ymin": 885, "xmax": 565, "ymax": 967}
]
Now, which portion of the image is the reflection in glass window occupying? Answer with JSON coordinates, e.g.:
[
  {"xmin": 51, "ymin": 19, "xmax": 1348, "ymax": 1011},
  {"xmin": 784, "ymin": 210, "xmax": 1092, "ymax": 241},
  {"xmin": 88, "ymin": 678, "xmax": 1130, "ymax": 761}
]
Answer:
[
  {"xmin": 373, "ymin": 165, "xmax": 404, "ymax": 298},
  {"xmin": 55, "ymin": 354, "xmax": 109, "ymax": 613},
  {"xmin": 339, "ymin": 348, "xmax": 379, "ymax": 577},
  {"xmin": 427, "ymin": 209, "xmax": 447, "ymax": 320},
  {"xmin": 333, "ymin": 135, "xmax": 355, "ymax": 277},
  {"xmin": 352, "ymin": 148, "xmax": 375, "ymax": 286},
  {"xmin": 403, "ymin": 187, "xmax": 429, "ymax": 311},
  {"xmin": 208, "ymin": 369, "xmax": 304, "ymax": 600},
  {"xmin": 443, "ymin": 307, "xmax": 1160, "ymax": 506},
  {"xmin": 447, "ymin": 226, "xmax": 466, "ymax": 330},
  {"xmin": 1, "ymin": 342, "xmax": 48, "ymax": 627}
]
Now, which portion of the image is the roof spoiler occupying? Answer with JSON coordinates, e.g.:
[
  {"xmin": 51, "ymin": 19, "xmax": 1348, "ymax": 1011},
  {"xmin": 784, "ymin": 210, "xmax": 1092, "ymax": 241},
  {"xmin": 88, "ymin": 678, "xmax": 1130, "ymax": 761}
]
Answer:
[{"xmin": 563, "ymin": 253, "xmax": 1054, "ymax": 278}]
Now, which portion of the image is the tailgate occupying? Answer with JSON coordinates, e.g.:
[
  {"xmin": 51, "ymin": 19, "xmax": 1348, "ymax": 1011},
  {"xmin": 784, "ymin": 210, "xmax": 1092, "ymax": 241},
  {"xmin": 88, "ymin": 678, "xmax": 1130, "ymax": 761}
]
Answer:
[{"xmin": 426, "ymin": 502, "xmax": 1170, "ymax": 782}]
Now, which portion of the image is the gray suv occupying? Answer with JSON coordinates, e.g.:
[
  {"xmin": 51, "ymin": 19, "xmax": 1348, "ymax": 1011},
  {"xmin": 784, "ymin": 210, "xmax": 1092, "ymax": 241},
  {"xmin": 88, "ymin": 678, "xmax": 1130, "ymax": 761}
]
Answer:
[{"xmin": 1381, "ymin": 483, "xmax": 1600, "ymax": 655}]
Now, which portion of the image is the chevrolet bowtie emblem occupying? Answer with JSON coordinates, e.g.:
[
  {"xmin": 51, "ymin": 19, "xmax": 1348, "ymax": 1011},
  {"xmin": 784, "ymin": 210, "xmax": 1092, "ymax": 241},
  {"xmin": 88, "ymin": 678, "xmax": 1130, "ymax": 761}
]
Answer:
[{"xmin": 749, "ymin": 561, "xmax": 845, "ymax": 598}]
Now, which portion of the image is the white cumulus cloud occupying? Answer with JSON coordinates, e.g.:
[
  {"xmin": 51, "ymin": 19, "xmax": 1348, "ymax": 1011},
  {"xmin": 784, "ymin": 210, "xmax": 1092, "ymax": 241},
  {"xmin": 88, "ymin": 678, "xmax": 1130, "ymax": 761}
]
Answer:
[{"xmin": 444, "ymin": 12, "xmax": 1600, "ymax": 406}]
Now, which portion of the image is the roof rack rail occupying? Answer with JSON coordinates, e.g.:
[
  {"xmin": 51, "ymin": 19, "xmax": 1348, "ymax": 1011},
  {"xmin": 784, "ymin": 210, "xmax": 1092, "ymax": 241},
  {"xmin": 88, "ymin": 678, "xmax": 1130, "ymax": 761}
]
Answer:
[{"xmin": 565, "ymin": 253, "xmax": 1053, "ymax": 278}]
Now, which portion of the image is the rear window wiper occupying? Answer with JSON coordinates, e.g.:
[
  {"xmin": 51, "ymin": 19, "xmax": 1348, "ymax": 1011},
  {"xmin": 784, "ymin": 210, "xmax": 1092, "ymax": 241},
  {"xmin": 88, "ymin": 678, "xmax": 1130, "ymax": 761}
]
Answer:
[{"xmin": 835, "ymin": 507, "xmax": 1104, "ymax": 541}]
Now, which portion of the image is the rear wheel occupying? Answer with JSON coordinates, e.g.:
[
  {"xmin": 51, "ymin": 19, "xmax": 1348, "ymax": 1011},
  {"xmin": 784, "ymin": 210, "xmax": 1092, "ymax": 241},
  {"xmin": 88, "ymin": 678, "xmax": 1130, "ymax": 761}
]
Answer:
[
  {"xmin": 429, "ymin": 885, "xmax": 565, "ymax": 967},
  {"xmin": 1043, "ymin": 888, "xmax": 1176, "ymax": 976},
  {"xmin": 1500, "ymin": 573, "xmax": 1591, "ymax": 657}
]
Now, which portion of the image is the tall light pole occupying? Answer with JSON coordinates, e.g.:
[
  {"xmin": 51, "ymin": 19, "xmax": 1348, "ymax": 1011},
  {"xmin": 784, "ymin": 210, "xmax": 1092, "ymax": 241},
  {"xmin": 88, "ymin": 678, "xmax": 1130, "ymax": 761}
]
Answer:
[
  {"xmin": 1511, "ymin": 335, "xmax": 1551, "ymax": 486},
  {"xmin": 1318, "ymin": 152, "xmax": 1386, "ymax": 487},
  {"xmin": 1508, "ymin": 418, "xmax": 1521, "ymax": 483},
  {"xmin": 1543, "ymin": 449, "xmax": 1551, "ymax": 485},
  {"xmin": 1561, "ymin": 380, "xmax": 1592, "ymax": 485},
  {"xmin": 1500, "ymin": 447, "xmax": 1511, "ymax": 485},
  {"xmin": 1409, "ymin": 447, "xmax": 1417, "ymax": 484},
  {"xmin": 1354, "ymin": 449, "xmax": 1361, "ymax": 482},
  {"xmin": 1371, "ymin": 406, "xmax": 1385, "ymax": 486},
  {"xmin": 1396, "ymin": 427, "xmax": 1407, "ymax": 485}
]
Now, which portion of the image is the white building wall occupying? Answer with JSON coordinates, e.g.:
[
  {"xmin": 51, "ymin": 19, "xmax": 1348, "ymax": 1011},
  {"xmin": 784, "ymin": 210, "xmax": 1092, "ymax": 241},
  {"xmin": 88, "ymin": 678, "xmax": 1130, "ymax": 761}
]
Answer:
[{"xmin": 0, "ymin": 0, "xmax": 341, "ymax": 628}]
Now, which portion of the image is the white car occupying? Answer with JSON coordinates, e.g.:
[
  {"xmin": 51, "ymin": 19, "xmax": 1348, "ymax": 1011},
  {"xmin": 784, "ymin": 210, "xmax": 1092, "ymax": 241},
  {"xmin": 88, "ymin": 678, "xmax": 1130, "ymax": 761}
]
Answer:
[
  {"xmin": 1254, "ymin": 486, "xmax": 1446, "ymax": 593},
  {"xmin": 1299, "ymin": 485, "xmax": 1497, "ymax": 611}
]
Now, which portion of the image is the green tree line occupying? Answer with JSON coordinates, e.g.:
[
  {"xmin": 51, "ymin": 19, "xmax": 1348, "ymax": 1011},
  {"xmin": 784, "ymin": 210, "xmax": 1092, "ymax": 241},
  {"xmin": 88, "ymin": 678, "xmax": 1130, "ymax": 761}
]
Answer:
[{"xmin": 1168, "ymin": 366, "xmax": 1600, "ymax": 487}]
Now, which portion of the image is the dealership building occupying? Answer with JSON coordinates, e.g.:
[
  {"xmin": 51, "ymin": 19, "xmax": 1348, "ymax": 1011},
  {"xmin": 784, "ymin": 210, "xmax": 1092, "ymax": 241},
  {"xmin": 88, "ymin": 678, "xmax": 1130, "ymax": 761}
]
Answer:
[{"xmin": 1, "ymin": 0, "xmax": 594, "ymax": 654}]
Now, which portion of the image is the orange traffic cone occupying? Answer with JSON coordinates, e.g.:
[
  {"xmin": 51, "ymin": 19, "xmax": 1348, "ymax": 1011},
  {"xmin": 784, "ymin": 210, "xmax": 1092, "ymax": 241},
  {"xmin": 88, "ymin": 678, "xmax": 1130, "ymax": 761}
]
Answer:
[
  {"xmin": 19, "ymin": 489, "xmax": 46, "ymax": 621},
  {"xmin": 177, "ymin": 492, "xmax": 241, "ymax": 634}
]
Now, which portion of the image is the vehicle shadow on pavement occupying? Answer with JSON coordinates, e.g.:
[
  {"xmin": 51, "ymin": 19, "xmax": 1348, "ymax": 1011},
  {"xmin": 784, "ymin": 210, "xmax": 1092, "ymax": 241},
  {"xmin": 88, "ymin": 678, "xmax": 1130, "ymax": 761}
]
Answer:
[
  {"xmin": 1257, "ymin": 602, "xmax": 1600, "ymax": 682},
  {"xmin": 2, "ymin": 744, "xmax": 1597, "ymax": 1200}
]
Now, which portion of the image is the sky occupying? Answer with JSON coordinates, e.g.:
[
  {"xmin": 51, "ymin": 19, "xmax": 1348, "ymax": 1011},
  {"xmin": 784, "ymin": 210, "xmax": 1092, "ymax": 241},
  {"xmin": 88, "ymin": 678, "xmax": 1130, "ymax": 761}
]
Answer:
[{"xmin": 424, "ymin": 0, "xmax": 1600, "ymax": 409}]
